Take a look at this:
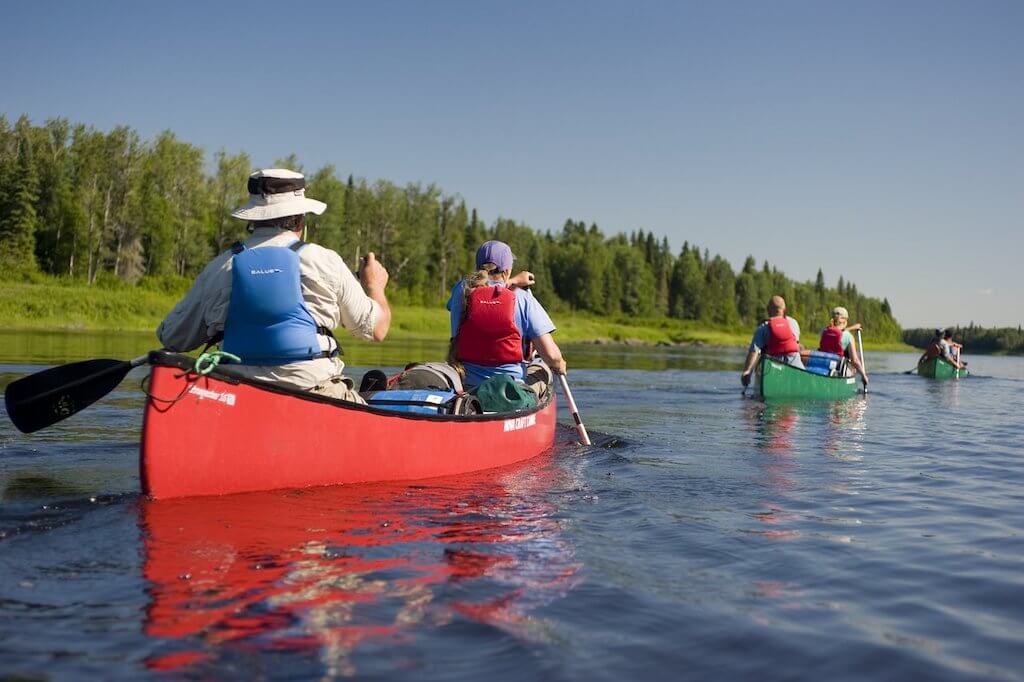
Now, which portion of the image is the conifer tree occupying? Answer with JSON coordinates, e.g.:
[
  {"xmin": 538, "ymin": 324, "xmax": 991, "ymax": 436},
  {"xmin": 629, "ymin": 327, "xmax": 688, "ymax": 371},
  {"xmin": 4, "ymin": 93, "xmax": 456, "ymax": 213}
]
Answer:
[{"xmin": 0, "ymin": 117, "xmax": 40, "ymax": 272}]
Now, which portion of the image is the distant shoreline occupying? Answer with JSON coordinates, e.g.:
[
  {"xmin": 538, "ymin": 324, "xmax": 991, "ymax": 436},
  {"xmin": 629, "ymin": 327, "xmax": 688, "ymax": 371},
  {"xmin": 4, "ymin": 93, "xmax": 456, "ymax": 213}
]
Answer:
[{"xmin": 0, "ymin": 280, "xmax": 915, "ymax": 353}]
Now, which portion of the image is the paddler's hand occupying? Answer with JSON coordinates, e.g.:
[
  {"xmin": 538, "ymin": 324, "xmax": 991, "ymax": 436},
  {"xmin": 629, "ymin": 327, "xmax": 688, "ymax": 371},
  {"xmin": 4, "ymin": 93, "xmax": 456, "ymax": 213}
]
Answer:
[
  {"xmin": 509, "ymin": 270, "xmax": 536, "ymax": 289},
  {"xmin": 861, "ymin": 373, "xmax": 869, "ymax": 389},
  {"xmin": 741, "ymin": 371, "xmax": 751, "ymax": 388},
  {"xmin": 550, "ymin": 357, "xmax": 567, "ymax": 376},
  {"xmin": 359, "ymin": 252, "xmax": 389, "ymax": 293}
]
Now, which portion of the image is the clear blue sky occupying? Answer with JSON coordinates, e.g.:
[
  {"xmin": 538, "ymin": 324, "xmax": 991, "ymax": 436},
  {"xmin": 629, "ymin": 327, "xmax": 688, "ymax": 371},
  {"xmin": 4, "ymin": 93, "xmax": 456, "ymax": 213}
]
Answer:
[{"xmin": 3, "ymin": 1, "xmax": 1021, "ymax": 327}]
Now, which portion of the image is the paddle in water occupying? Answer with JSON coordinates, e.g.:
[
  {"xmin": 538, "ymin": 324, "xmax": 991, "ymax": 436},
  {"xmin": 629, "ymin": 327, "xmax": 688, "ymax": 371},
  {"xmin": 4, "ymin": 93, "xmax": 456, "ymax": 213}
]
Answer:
[
  {"xmin": 857, "ymin": 329, "xmax": 868, "ymax": 394},
  {"xmin": 5, "ymin": 355, "xmax": 150, "ymax": 433},
  {"xmin": 557, "ymin": 374, "xmax": 592, "ymax": 446}
]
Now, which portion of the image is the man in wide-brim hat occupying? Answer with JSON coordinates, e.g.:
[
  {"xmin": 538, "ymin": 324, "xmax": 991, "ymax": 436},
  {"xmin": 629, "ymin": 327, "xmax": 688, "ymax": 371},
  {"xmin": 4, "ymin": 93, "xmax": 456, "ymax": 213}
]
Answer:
[{"xmin": 157, "ymin": 168, "xmax": 391, "ymax": 403}]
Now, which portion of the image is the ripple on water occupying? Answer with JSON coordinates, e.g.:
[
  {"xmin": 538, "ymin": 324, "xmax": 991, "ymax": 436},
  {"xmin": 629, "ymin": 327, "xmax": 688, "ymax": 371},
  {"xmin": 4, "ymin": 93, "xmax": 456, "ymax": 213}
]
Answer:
[{"xmin": 1, "ymin": 352, "xmax": 1024, "ymax": 679}]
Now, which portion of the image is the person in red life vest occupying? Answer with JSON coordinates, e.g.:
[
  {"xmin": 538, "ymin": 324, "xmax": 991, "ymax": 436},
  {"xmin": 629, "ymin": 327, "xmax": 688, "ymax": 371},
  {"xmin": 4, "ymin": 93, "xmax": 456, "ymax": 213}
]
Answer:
[
  {"xmin": 918, "ymin": 328, "xmax": 964, "ymax": 368},
  {"xmin": 818, "ymin": 306, "xmax": 868, "ymax": 388},
  {"xmin": 740, "ymin": 295, "xmax": 803, "ymax": 387},
  {"xmin": 157, "ymin": 168, "xmax": 392, "ymax": 404},
  {"xmin": 919, "ymin": 328, "xmax": 945, "ymax": 362},
  {"xmin": 447, "ymin": 240, "xmax": 565, "ymax": 397}
]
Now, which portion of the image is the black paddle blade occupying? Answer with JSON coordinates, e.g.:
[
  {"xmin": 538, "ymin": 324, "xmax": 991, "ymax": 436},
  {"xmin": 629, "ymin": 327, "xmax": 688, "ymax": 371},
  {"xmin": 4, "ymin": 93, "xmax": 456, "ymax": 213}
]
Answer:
[{"xmin": 5, "ymin": 359, "xmax": 134, "ymax": 433}]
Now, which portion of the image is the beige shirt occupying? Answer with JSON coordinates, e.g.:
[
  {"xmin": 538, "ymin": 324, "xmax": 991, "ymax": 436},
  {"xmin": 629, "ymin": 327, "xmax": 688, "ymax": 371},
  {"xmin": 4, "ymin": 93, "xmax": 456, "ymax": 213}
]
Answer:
[{"xmin": 157, "ymin": 228, "xmax": 378, "ymax": 389}]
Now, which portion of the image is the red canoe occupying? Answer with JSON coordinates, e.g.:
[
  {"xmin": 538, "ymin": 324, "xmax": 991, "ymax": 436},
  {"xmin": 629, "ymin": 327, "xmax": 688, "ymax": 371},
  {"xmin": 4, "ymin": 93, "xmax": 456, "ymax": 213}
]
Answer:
[{"xmin": 140, "ymin": 352, "xmax": 558, "ymax": 499}]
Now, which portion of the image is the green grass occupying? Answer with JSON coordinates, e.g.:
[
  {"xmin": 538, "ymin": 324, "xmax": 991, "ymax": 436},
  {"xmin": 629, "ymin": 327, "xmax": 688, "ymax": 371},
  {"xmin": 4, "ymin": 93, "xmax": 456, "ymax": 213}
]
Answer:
[{"xmin": 0, "ymin": 279, "xmax": 914, "ymax": 352}]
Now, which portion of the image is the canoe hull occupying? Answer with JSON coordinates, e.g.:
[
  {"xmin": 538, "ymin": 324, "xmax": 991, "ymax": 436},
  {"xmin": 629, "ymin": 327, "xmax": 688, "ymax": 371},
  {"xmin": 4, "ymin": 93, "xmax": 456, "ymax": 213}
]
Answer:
[
  {"xmin": 917, "ymin": 356, "xmax": 968, "ymax": 380},
  {"xmin": 758, "ymin": 356, "xmax": 859, "ymax": 400},
  {"xmin": 140, "ymin": 355, "xmax": 557, "ymax": 499}
]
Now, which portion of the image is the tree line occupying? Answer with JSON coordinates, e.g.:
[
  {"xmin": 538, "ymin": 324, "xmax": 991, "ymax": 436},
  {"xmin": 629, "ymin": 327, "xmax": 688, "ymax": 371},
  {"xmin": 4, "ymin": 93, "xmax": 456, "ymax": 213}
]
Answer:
[
  {"xmin": 903, "ymin": 325, "xmax": 1024, "ymax": 355},
  {"xmin": 0, "ymin": 114, "xmax": 902, "ymax": 341}
]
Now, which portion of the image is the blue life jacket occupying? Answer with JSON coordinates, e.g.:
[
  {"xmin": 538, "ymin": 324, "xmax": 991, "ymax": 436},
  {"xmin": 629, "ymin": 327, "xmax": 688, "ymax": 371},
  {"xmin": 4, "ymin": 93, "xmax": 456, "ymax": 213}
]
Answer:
[{"xmin": 222, "ymin": 240, "xmax": 331, "ymax": 365}]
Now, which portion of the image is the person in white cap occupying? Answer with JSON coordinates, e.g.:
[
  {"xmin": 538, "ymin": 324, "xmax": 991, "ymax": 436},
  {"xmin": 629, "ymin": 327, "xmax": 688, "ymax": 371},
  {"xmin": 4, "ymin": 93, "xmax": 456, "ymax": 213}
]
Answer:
[
  {"xmin": 157, "ymin": 168, "xmax": 391, "ymax": 403},
  {"xmin": 818, "ymin": 306, "xmax": 868, "ymax": 387}
]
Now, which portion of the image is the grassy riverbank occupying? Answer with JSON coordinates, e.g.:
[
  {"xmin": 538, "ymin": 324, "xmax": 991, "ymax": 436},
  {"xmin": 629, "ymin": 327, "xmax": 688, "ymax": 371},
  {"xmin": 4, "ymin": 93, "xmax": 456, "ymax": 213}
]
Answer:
[{"xmin": 0, "ymin": 280, "xmax": 914, "ymax": 351}]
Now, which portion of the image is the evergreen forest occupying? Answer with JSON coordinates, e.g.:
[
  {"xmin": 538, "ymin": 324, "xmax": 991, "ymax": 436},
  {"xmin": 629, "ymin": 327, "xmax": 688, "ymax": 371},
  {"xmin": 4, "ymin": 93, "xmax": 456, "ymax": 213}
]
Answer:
[{"xmin": 0, "ymin": 114, "xmax": 902, "ymax": 341}]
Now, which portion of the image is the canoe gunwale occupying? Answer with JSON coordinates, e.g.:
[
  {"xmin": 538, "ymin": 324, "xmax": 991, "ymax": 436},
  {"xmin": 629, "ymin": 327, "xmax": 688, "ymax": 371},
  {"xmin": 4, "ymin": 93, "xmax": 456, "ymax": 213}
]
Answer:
[{"xmin": 147, "ymin": 350, "xmax": 551, "ymax": 423}]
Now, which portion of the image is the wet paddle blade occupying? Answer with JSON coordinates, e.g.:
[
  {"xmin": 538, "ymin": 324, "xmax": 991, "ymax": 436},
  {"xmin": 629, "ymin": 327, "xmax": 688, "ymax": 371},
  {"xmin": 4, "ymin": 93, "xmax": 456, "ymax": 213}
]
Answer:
[{"xmin": 5, "ymin": 359, "xmax": 134, "ymax": 433}]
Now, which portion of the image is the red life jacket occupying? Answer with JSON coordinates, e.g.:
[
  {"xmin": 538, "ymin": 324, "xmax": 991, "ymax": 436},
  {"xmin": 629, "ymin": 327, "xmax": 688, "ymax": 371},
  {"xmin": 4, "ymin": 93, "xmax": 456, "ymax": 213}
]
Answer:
[
  {"xmin": 765, "ymin": 316, "xmax": 799, "ymax": 355},
  {"xmin": 819, "ymin": 326, "xmax": 845, "ymax": 356},
  {"xmin": 455, "ymin": 285, "xmax": 525, "ymax": 366}
]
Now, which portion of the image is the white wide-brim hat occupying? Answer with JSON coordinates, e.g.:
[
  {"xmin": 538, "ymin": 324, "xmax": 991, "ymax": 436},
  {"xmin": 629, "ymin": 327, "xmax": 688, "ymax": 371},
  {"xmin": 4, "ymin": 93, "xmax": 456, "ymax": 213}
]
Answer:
[{"xmin": 231, "ymin": 168, "xmax": 327, "ymax": 221}]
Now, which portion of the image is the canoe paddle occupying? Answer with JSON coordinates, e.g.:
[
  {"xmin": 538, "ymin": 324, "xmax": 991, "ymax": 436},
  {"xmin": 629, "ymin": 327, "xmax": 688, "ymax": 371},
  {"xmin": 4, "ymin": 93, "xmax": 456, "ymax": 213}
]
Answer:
[
  {"xmin": 557, "ymin": 374, "xmax": 592, "ymax": 446},
  {"xmin": 5, "ymin": 355, "xmax": 149, "ymax": 433},
  {"xmin": 857, "ymin": 329, "xmax": 868, "ymax": 394}
]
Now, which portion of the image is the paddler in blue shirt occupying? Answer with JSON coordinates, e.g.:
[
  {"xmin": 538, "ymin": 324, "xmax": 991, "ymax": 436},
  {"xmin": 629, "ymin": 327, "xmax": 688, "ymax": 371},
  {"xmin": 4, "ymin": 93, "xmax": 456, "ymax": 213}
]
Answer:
[
  {"xmin": 741, "ymin": 295, "xmax": 803, "ymax": 387},
  {"xmin": 447, "ymin": 240, "xmax": 566, "ymax": 398}
]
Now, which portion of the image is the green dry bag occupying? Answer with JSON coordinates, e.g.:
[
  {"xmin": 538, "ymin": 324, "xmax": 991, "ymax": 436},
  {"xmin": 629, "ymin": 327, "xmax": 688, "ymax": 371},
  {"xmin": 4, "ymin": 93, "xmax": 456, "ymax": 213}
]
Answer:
[{"xmin": 473, "ymin": 375, "xmax": 537, "ymax": 413}]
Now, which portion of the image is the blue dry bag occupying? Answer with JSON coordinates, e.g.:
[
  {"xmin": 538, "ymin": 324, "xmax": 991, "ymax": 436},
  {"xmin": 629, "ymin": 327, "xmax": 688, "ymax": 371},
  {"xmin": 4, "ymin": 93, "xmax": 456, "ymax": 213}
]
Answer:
[
  {"xmin": 368, "ymin": 390, "xmax": 457, "ymax": 415},
  {"xmin": 805, "ymin": 350, "xmax": 843, "ymax": 376}
]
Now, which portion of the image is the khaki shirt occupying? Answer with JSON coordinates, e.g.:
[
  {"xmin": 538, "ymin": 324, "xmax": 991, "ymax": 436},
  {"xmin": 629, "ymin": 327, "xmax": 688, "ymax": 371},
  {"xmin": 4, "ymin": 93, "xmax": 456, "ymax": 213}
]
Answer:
[{"xmin": 157, "ymin": 228, "xmax": 378, "ymax": 389}]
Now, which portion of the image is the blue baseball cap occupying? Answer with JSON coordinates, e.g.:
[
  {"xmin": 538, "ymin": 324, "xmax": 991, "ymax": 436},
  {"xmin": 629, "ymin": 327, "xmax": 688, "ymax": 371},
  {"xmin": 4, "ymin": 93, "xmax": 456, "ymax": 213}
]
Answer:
[{"xmin": 476, "ymin": 240, "xmax": 515, "ymax": 272}]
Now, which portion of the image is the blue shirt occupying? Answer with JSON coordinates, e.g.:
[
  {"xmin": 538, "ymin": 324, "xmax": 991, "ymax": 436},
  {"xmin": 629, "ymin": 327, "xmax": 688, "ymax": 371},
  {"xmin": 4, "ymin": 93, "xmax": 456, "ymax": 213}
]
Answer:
[{"xmin": 447, "ymin": 280, "xmax": 556, "ymax": 386}]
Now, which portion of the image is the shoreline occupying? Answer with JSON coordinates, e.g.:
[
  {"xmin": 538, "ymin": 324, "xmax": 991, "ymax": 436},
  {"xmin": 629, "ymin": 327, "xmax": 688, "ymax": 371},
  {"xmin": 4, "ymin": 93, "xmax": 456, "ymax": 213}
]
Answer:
[
  {"xmin": 0, "ymin": 279, "xmax": 916, "ymax": 353},
  {"xmin": 0, "ymin": 324, "xmax": 918, "ymax": 354}
]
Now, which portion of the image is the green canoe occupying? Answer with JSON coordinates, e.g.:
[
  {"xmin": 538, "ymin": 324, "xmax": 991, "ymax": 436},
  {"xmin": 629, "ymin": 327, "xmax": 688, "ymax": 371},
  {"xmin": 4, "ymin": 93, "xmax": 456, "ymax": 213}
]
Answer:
[
  {"xmin": 917, "ymin": 356, "xmax": 968, "ymax": 380},
  {"xmin": 758, "ymin": 356, "xmax": 859, "ymax": 400}
]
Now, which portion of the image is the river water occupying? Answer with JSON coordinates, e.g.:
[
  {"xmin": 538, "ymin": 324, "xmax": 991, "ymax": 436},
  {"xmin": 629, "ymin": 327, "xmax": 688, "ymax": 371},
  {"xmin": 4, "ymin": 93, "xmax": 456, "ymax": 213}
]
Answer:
[{"xmin": 1, "ymin": 333, "xmax": 1022, "ymax": 680}]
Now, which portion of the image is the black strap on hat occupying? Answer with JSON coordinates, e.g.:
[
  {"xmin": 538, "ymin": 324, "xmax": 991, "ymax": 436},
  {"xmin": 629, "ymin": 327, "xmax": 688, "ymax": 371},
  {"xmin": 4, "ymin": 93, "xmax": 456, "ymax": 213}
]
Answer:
[{"xmin": 247, "ymin": 175, "xmax": 306, "ymax": 196}]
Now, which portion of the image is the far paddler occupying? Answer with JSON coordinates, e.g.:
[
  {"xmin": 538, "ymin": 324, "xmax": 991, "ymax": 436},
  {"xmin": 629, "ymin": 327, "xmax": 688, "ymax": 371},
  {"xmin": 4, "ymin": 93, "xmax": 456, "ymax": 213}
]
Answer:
[
  {"xmin": 741, "ymin": 295, "xmax": 802, "ymax": 388},
  {"xmin": 818, "ymin": 306, "xmax": 868, "ymax": 388}
]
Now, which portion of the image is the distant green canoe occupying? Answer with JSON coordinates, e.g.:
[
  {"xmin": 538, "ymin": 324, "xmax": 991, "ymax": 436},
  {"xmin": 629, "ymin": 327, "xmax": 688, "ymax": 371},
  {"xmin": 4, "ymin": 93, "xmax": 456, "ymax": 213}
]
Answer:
[
  {"xmin": 758, "ymin": 356, "xmax": 859, "ymax": 400},
  {"xmin": 917, "ymin": 356, "xmax": 968, "ymax": 380}
]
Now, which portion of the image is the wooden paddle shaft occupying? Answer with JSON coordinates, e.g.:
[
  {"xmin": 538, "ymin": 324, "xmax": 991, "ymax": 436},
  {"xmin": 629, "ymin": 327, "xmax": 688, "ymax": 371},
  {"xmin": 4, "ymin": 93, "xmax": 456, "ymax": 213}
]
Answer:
[{"xmin": 558, "ymin": 374, "xmax": 592, "ymax": 446}]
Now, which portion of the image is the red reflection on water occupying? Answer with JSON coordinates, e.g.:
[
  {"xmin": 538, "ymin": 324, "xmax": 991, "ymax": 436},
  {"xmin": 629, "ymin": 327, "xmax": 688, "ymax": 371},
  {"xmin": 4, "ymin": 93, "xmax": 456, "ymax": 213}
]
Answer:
[
  {"xmin": 140, "ymin": 460, "xmax": 579, "ymax": 674},
  {"xmin": 749, "ymin": 400, "xmax": 867, "ymax": 462},
  {"xmin": 745, "ymin": 401, "xmax": 867, "ymax": 547}
]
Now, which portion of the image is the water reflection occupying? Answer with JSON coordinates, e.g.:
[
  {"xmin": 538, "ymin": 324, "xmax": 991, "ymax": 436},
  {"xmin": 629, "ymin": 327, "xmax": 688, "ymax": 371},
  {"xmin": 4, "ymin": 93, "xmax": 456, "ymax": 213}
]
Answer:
[
  {"xmin": 923, "ymin": 379, "xmax": 962, "ymax": 411},
  {"xmin": 744, "ymin": 399, "xmax": 868, "ymax": 542},
  {"xmin": 748, "ymin": 399, "xmax": 867, "ymax": 459},
  {"xmin": 140, "ymin": 461, "xmax": 579, "ymax": 676}
]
